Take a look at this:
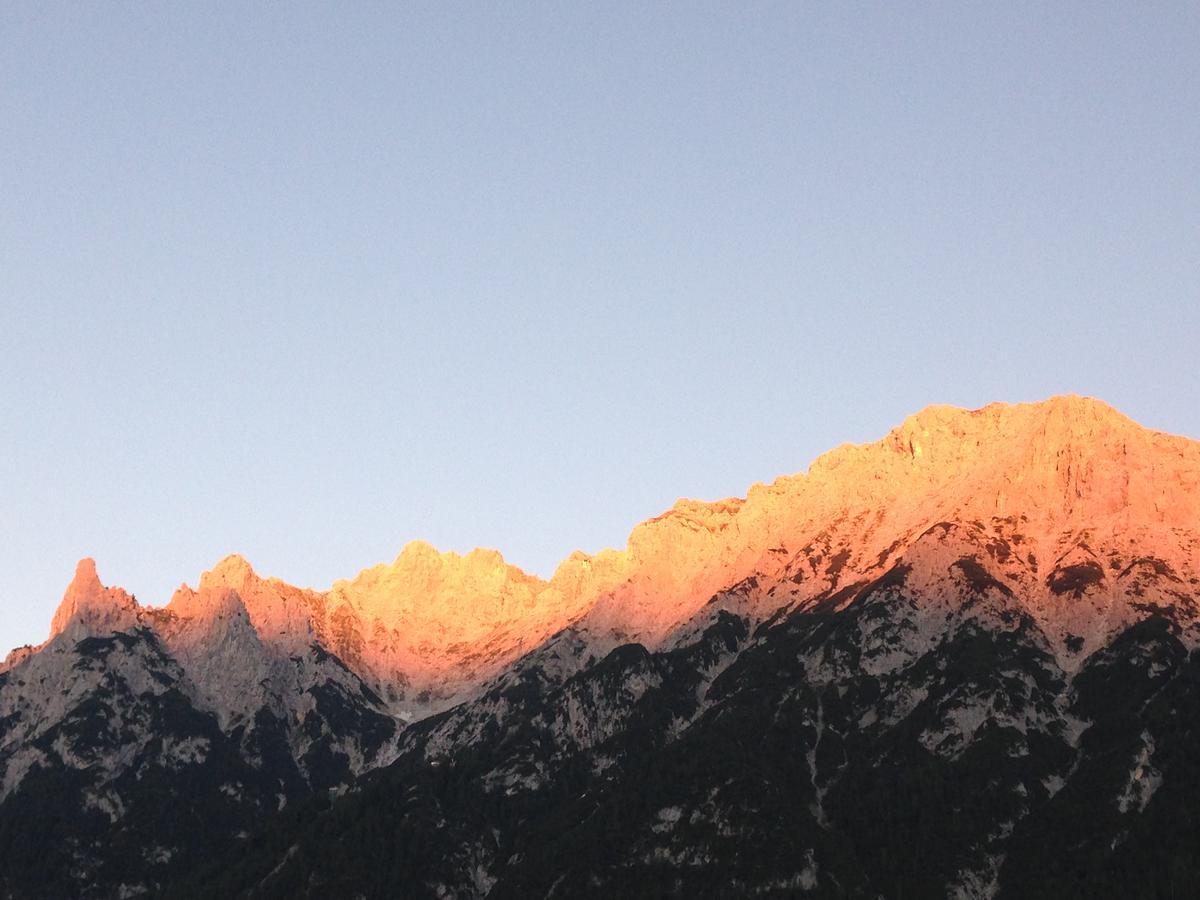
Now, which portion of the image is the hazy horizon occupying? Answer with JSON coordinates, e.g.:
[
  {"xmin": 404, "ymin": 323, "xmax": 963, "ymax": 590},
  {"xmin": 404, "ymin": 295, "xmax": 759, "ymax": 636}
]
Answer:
[{"xmin": 3, "ymin": 4, "xmax": 1198, "ymax": 650}]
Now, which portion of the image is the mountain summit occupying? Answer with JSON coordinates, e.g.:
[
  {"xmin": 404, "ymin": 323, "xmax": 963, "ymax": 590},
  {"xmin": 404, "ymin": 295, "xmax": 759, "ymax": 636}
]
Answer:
[
  {"xmin": 25, "ymin": 395, "xmax": 1198, "ymax": 709},
  {"xmin": 47, "ymin": 557, "xmax": 139, "ymax": 639},
  {"xmin": 3, "ymin": 395, "xmax": 1199, "ymax": 898}
]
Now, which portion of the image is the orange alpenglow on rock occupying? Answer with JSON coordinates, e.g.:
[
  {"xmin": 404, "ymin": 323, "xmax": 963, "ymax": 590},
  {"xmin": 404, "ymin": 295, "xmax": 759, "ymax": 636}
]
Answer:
[
  {"xmin": 21, "ymin": 395, "xmax": 1200, "ymax": 709},
  {"xmin": 48, "ymin": 558, "xmax": 139, "ymax": 639}
]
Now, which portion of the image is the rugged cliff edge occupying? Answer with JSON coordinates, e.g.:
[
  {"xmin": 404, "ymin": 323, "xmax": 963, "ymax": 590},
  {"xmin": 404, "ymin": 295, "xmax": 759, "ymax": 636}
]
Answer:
[{"xmin": 3, "ymin": 395, "xmax": 1199, "ymax": 898}]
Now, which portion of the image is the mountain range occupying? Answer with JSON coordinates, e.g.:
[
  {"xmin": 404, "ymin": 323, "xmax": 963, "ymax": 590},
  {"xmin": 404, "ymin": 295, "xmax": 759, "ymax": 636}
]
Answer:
[{"xmin": 3, "ymin": 395, "xmax": 1199, "ymax": 898}]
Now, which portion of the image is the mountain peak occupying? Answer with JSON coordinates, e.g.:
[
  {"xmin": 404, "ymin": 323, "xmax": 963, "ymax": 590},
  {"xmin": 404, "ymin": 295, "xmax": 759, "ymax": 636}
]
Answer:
[
  {"xmin": 69, "ymin": 557, "xmax": 102, "ymax": 596},
  {"xmin": 886, "ymin": 395, "xmax": 1131, "ymax": 454},
  {"xmin": 21, "ymin": 395, "xmax": 1200, "ymax": 709},
  {"xmin": 339, "ymin": 540, "xmax": 545, "ymax": 605},
  {"xmin": 199, "ymin": 554, "xmax": 257, "ymax": 591},
  {"xmin": 795, "ymin": 395, "xmax": 1194, "ymax": 515},
  {"xmin": 387, "ymin": 540, "xmax": 531, "ymax": 578},
  {"xmin": 49, "ymin": 557, "xmax": 138, "ymax": 638}
]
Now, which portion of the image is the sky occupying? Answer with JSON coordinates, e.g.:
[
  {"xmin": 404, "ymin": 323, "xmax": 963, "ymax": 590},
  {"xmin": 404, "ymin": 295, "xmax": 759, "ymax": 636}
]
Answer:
[{"xmin": 1, "ymin": 3, "xmax": 1198, "ymax": 650}]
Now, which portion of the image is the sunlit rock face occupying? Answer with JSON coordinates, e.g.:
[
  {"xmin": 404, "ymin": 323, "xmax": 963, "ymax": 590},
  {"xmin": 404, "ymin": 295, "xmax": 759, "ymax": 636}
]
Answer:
[
  {"xmin": 46, "ymin": 557, "xmax": 140, "ymax": 641},
  {"xmin": 4, "ymin": 395, "xmax": 1200, "ymax": 897},
  {"xmin": 582, "ymin": 395, "xmax": 1200, "ymax": 646},
  {"xmin": 310, "ymin": 395, "xmax": 1200, "ymax": 703},
  {"xmin": 25, "ymin": 395, "xmax": 1200, "ymax": 717},
  {"xmin": 181, "ymin": 397, "xmax": 1200, "ymax": 899}
]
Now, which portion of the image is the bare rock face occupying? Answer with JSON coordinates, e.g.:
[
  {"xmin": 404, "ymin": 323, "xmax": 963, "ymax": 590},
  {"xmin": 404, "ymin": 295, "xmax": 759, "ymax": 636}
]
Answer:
[
  {"xmin": 17, "ymin": 395, "xmax": 1200, "ymax": 719},
  {"xmin": 47, "ymin": 558, "xmax": 140, "ymax": 641},
  {"xmin": 20, "ymin": 396, "xmax": 1200, "ymax": 715},
  {"xmin": 194, "ymin": 554, "xmax": 322, "ymax": 656},
  {"xmin": 566, "ymin": 396, "xmax": 1200, "ymax": 663},
  {"xmin": 5, "ymin": 395, "xmax": 1200, "ymax": 898},
  {"xmin": 25, "ymin": 393, "xmax": 1190, "ymax": 724},
  {"xmin": 181, "ymin": 397, "xmax": 1200, "ymax": 900},
  {"xmin": 323, "ymin": 542, "xmax": 553, "ymax": 699},
  {"xmin": 155, "ymin": 582, "xmax": 274, "ymax": 728}
]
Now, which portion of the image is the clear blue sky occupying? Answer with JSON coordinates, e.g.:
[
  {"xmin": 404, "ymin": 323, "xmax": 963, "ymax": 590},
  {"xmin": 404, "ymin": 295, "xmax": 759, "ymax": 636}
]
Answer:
[{"xmin": 2, "ymin": 3, "xmax": 1198, "ymax": 650}]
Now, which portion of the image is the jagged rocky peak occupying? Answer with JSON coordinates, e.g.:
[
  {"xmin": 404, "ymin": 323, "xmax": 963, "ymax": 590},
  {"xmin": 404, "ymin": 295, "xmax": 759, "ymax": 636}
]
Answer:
[
  {"xmin": 159, "ymin": 555, "xmax": 259, "ymax": 624},
  {"xmin": 6, "ymin": 395, "xmax": 1200, "ymax": 900},
  {"xmin": 176, "ymin": 552, "xmax": 318, "ymax": 653},
  {"xmin": 166, "ymin": 580, "xmax": 249, "ymax": 621},
  {"xmin": 47, "ymin": 557, "xmax": 139, "ymax": 639},
  {"xmin": 15, "ymin": 396, "xmax": 1200, "ymax": 705},
  {"xmin": 335, "ymin": 540, "xmax": 546, "ymax": 612},
  {"xmin": 573, "ymin": 396, "xmax": 1200, "ymax": 650},
  {"xmin": 336, "ymin": 540, "xmax": 568, "ymax": 648},
  {"xmin": 197, "ymin": 552, "xmax": 258, "ymax": 592},
  {"xmin": 326, "ymin": 540, "xmax": 597, "ymax": 691},
  {"xmin": 815, "ymin": 394, "xmax": 1198, "ymax": 519}
]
